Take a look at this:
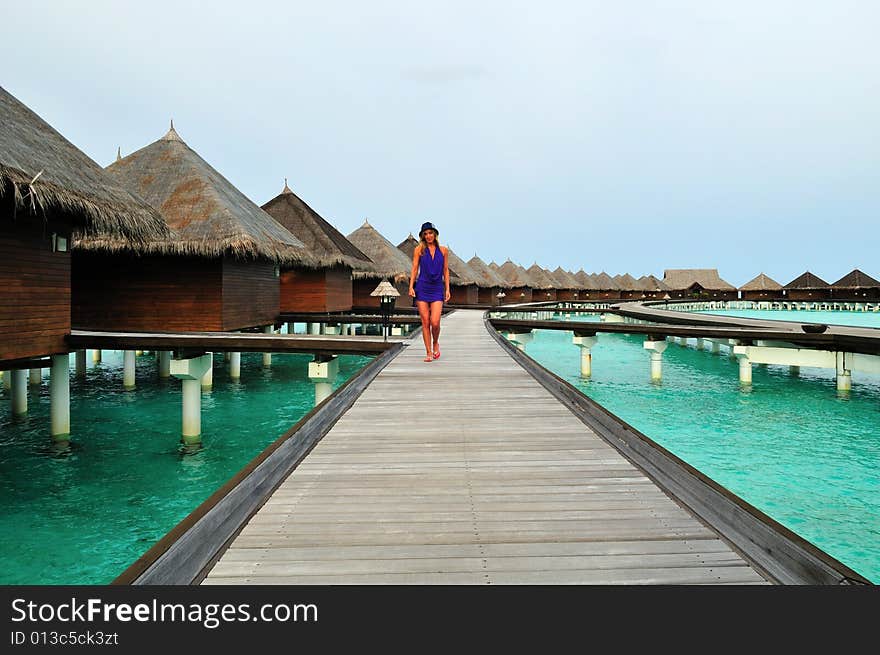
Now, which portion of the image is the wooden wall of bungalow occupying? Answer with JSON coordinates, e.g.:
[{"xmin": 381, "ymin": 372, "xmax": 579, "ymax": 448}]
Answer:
[
  {"xmin": 72, "ymin": 252, "xmax": 279, "ymax": 332},
  {"xmin": 534, "ymin": 289, "xmax": 557, "ymax": 302},
  {"xmin": 741, "ymin": 289, "xmax": 783, "ymax": 301},
  {"xmin": 480, "ymin": 287, "xmax": 503, "ymax": 306},
  {"xmin": 450, "ymin": 283, "xmax": 479, "ymax": 306},
  {"xmin": 280, "ymin": 264, "xmax": 353, "ymax": 313},
  {"xmin": 830, "ymin": 288, "xmax": 880, "ymax": 301},
  {"xmin": 500, "ymin": 287, "xmax": 533, "ymax": 304},
  {"xmin": 0, "ymin": 207, "xmax": 71, "ymax": 362},
  {"xmin": 618, "ymin": 289, "xmax": 644, "ymax": 300},
  {"xmin": 554, "ymin": 289, "xmax": 579, "ymax": 301},
  {"xmin": 783, "ymin": 288, "xmax": 832, "ymax": 301}
]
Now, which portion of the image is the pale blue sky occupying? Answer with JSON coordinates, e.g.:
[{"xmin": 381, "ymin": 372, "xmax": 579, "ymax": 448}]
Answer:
[{"xmin": 3, "ymin": 0, "xmax": 877, "ymax": 286}]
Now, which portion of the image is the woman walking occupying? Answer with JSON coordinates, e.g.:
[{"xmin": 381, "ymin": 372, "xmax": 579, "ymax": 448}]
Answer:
[{"xmin": 409, "ymin": 221, "xmax": 450, "ymax": 362}]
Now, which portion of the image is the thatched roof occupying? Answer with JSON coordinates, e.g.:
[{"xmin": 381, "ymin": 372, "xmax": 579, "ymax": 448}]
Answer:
[
  {"xmin": 92, "ymin": 125, "xmax": 314, "ymax": 265},
  {"xmin": 0, "ymin": 86, "xmax": 166, "ymax": 241},
  {"xmin": 593, "ymin": 272, "xmax": 619, "ymax": 290},
  {"xmin": 526, "ymin": 263, "xmax": 557, "ymax": 289},
  {"xmin": 663, "ymin": 268, "xmax": 736, "ymax": 290},
  {"xmin": 261, "ymin": 181, "xmax": 375, "ymax": 271},
  {"xmin": 739, "ymin": 273, "xmax": 783, "ymax": 291},
  {"xmin": 497, "ymin": 260, "xmax": 534, "ymax": 287},
  {"xmin": 346, "ymin": 220, "xmax": 413, "ymax": 282},
  {"xmin": 551, "ymin": 267, "xmax": 580, "ymax": 289},
  {"xmin": 444, "ymin": 246, "xmax": 481, "ymax": 286},
  {"xmin": 637, "ymin": 275, "xmax": 669, "ymax": 291},
  {"xmin": 573, "ymin": 269, "xmax": 598, "ymax": 290},
  {"xmin": 830, "ymin": 269, "xmax": 880, "ymax": 289},
  {"xmin": 489, "ymin": 261, "xmax": 501, "ymax": 270},
  {"xmin": 784, "ymin": 271, "xmax": 830, "ymax": 290},
  {"xmin": 615, "ymin": 273, "xmax": 640, "ymax": 290},
  {"xmin": 467, "ymin": 254, "xmax": 507, "ymax": 288}
]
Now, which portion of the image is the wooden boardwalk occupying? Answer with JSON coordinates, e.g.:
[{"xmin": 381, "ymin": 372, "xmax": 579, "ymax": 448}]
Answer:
[{"xmin": 203, "ymin": 309, "xmax": 768, "ymax": 584}]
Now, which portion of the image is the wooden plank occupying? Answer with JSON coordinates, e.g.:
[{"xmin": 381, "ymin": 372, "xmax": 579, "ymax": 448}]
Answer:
[{"xmin": 202, "ymin": 309, "xmax": 770, "ymax": 585}]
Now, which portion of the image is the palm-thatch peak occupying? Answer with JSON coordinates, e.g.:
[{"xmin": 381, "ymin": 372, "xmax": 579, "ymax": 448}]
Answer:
[{"xmin": 162, "ymin": 120, "xmax": 183, "ymax": 143}]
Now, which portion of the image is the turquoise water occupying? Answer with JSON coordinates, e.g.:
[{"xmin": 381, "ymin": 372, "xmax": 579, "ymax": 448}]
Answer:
[
  {"xmin": 0, "ymin": 348, "xmax": 372, "ymax": 584},
  {"xmin": 698, "ymin": 308, "xmax": 880, "ymax": 329},
  {"xmin": 522, "ymin": 322, "xmax": 880, "ymax": 582}
]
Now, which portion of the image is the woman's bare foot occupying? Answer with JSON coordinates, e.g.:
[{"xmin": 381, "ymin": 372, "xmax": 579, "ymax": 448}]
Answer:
[{"xmin": 423, "ymin": 354, "xmax": 433, "ymax": 362}]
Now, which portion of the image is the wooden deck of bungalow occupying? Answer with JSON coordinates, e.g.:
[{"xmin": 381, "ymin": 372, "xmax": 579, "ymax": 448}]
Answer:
[{"xmin": 202, "ymin": 309, "xmax": 768, "ymax": 584}]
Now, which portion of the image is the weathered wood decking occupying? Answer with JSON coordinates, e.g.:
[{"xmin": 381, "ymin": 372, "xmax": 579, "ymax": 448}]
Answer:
[{"xmin": 203, "ymin": 309, "xmax": 768, "ymax": 584}]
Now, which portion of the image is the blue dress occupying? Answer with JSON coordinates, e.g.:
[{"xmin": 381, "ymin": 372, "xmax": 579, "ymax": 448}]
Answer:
[{"xmin": 415, "ymin": 246, "xmax": 446, "ymax": 303}]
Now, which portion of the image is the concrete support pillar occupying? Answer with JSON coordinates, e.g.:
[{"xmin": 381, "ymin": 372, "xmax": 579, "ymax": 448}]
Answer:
[
  {"xmin": 202, "ymin": 353, "xmax": 213, "ymax": 389},
  {"xmin": 10, "ymin": 369, "xmax": 27, "ymax": 415},
  {"xmin": 309, "ymin": 322, "xmax": 321, "ymax": 335},
  {"xmin": 0, "ymin": 370, "xmax": 6, "ymax": 391},
  {"xmin": 737, "ymin": 354, "xmax": 752, "ymax": 385},
  {"xmin": 391, "ymin": 326, "xmax": 403, "ymax": 336},
  {"xmin": 836, "ymin": 352, "xmax": 852, "ymax": 392},
  {"xmin": 123, "ymin": 350, "xmax": 136, "ymax": 390},
  {"xmin": 573, "ymin": 334, "xmax": 598, "ymax": 378},
  {"xmin": 695, "ymin": 338, "xmax": 705, "ymax": 350},
  {"xmin": 324, "ymin": 324, "xmax": 340, "ymax": 335},
  {"xmin": 92, "ymin": 349, "xmax": 102, "ymax": 363},
  {"xmin": 340, "ymin": 324, "xmax": 349, "ymax": 336},
  {"xmin": 170, "ymin": 355, "xmax": 212, "ymax": 445},
  {"xmin": 728, "ymin": 340, "xmax": 739, "ymax": 359},
  {"xmin": 29, "ymin": 367, "xmax": 42, "ymax": 386},
  {"xmin": 789, "ymin": 366, "xmax": 800, "ymax": 375},
  {"xmin": 504, "ymin": 331, "xmax": 533, "ymax": 352},
  {"xmin": 159, "ymin": 351, "xmax": 171, "ymax": 378},
  {"xmin": 308, "ymin": 355, "xmax": 339, "ymax": 407},
  {"xmin": 224, "ymin": 352, "xmax": 230, "ymax": 362},
  {"xmin": 711, "ymin": 341, "xmax": 721, "ymax": 354},
  {"xmin": 263, "ymin": 326, "xmax": 273, "ymax": 367},
  {"xmin": 75, "ymin": 350, "xmax": 87, "ymax": 379},
  {"xmin": 229, "ymin": 352, "xmax": 241, "ymax": 380},
  {"xmin": 643, "ymin": 340, "xmax": 668, "ymax": 381},
  {"xmin": 50, "ymin": 354, "xmax": 70, "ymax": 440}
]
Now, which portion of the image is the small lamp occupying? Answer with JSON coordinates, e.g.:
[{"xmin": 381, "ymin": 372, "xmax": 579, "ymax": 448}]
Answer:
[{"xmin": 371, "ymin": 281, "xmax": 400, "ymax": 342}]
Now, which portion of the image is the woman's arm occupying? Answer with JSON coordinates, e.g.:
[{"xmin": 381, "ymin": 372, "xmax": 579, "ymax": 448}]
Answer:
[
  {"xmin": 409, "ymin": 246, "xmax": 420, "ymax": 297},
  {"xmin": 442, "ymin": 246, "xmax": 451, "ymax": 302}
]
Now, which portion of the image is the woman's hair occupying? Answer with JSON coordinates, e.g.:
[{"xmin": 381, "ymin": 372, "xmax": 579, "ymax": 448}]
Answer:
[{"xmin": 418, "ymin": 229, "xmax": 441, "ymax": 250}]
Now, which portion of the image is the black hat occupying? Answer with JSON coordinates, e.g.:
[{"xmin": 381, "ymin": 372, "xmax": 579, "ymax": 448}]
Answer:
[{"xmin": 419, "ymin": 221, "xmax": 438, "ymax": 237}]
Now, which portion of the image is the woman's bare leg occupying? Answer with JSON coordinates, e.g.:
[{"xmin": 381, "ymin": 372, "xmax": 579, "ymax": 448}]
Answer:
[
  {"xmin": 417, "ymin": 300, "xmax": 432, "ymax": 360},
  {"xmin": 430, "ymin": 301, "xmax": 443, "ymax": 355}
]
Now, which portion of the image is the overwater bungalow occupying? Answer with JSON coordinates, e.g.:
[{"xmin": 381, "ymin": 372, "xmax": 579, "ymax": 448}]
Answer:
[
  {"xmin": 346, "ymin": 220, "xmax": 412, "ymax": 309},
  {"xmin": 467, "ymin": 254, "xmax": 507, "ymax": 305},
  {"xmin": 73, "ymin": 124, "xmax": 314, "ymax": 332},
  {"xmin": 262, "ymin": 181, "xmax": 375, "ymax": 313},
  {"xmin": 830, "ymin": 269, "xmax": 880, "ymax": 301},
  {"xmin": 636, "ymin": 275, "xmax": 670, "ymax": 300},
  {"xmin": 572, "ymin": 270, "xmax": 600, "ymax": 300},
  {"xmin": 1, "ymin": 86, "xmax": 166, "ymax": 431},
  {"xmin": 615, "ymin": 273, "xmax": 642, "ymax": 300},
  {"xmin": 526, "ymin": 263, "xmax": 558, "ymax": 302},
  {"xmin": 497, "ymin": 260, "xmax": 534, "ymax": 304},
  {"xmin": 739, "ymin": 273, "xmax": 783, "ymax": 301},
  {"xmin": 550, "ymin": 267, "xmax": 581, "ymax": 301},
  {"xmin": 783, "ymin": 271, "xmax": 832, "ymax": 301},
  {"xmin": 662, "ymin": 268, "xmax": 738, "ymax": 300},
  {"xmin": 593, "ymin": 272, "xmax": 621, "ymax": 299},
  {"xmin": 396, "ymin": 234, "xmax": 480, "ymax": 306}
]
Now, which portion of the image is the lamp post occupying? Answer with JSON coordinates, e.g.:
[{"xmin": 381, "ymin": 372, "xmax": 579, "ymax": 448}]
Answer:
[{"xmin": 371, "ymin": 281, "xmax": 400, "ymax": 342}]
